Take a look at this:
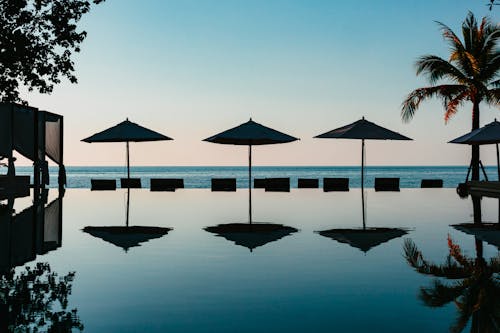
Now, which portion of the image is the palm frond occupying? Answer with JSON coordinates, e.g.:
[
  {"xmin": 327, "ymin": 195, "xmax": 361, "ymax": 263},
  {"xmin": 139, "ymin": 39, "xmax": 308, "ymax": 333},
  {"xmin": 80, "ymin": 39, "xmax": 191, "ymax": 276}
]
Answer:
[
  {"xmin": 462, "ymin": 12, "xmax": 478, "ymax": 53},
  {"xmin": 419, "ymin": 279, "xmax": 465, "ymax": 307},
  {"xmin": 436, "ymin": 21, "xmax": 465, "ymax": 53},
  {"xmin": 403, "ymin": 238, "xmax": 471, "ymax": 278},
  {"xmin": 416, "ymin": 55, "xmax": 468, "ymax": 84},
  {"xmin": 480, "ymin": 53, "xmax": 500, "ymax": 82},
  {"xmin": 448, "ymin": 235, "xmax": 474, "ymax": 268},
  {"xmin": 401, "ymin": 85, "xmax": 467, "ymax": 123},
  {"xmin": 483, "ymin": 88, "xmax": 500, "ymax": 107},
  {"xmin": 445, "ymin": 90, "xmax": 469, "ymax": 123}
]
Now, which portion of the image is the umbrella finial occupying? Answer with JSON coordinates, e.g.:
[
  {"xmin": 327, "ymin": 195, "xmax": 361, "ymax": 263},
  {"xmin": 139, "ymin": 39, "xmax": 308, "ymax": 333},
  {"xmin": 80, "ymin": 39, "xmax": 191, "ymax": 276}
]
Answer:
[
  {"xmin": 362, "ymin": 116, "xmax": 365, "ymax": 120},
  {"xmin": 249, "ymin": 117, "xmax": 252, "ymax": 121}
]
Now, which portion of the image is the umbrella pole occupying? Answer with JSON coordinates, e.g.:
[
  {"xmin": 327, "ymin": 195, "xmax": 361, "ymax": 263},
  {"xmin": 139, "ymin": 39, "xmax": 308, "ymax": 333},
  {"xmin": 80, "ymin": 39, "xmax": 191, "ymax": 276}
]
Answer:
[
  {"xmin": 249, "ymin": 145, "xmax": 252, "ymax": 224},
  {"xmin": 126, "ymin": 187, "xmax": 130, "ymax": 227},
  {"xmin": 361, "ymin": 139, "xmax": 366, "ymax": 229},
  {"xmin": 126, "ymin": 141, "xmax": 130, "ymax": 180},
  {"xmin": 497, "ymin": 144, "xmax": 500, "ymax": 180},
  {"xmin": 497, "ymin": 144, "xmax": 500, "ymax": 223}
]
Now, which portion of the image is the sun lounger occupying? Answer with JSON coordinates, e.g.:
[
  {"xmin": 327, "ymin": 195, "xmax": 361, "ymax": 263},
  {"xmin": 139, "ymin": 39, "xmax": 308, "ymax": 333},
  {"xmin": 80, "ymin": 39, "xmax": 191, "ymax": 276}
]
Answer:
[
  {"xmin": 211, "ymin": 178, "xmax": 236, "ymax": 191},
  {"xmin": 254, "ymin": 178, "xmax": 266, "ymax": 188},
  {"xmin": 374, "ymin": 178, "xmax": 400, "ymax": 191},
  {"xmin": 150, "ymin": 178, "xmax": 184, "ymax": 191},
  {"xmin": 420, "ymin": 179, "xmax": 443, "ymax": 188},
  {"xmin": 120, "ymin": 178, "xmax": 141, "ymax": 188},
  {"xmin": 323, "ymin": 178, "xmax": 349, "ymax": 192},
  {"xmin": 298, "ymin": 178, "xmax": 319, "ymax": 188},
  {"xmin": 265, "ymin": 178, "xmax": 290, "ymax": 192},
  {"xmin": 91, "ymin": 179, "xmax": 116, "ymax": 191}
]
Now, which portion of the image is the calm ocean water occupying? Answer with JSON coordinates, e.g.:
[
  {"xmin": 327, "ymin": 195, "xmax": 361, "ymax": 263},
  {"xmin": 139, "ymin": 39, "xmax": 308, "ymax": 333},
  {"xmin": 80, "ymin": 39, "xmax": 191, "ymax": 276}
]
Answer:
[{"xmin": 9, "ymin": 165, "xmax": 500, "ymax": 188}]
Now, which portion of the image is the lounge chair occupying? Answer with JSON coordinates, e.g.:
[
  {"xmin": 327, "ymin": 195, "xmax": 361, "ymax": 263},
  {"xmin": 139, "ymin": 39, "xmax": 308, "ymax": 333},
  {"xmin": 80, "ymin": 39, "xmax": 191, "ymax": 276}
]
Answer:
[
  {"xmin": 323, "ymin": 178, "xmax": 349, "ymax": 192},
  {"xmin": 211, "ymin": 178, "xmax": 236, "ymax": 191},
  {"xmin": 150, "ymin": 178, "xmax": 184, "ymax": 191},
  {"xmin": 374, "ymin": 178, "xmax": 400, "ymax": 191},
  {"xmin": 120, "ymin": 178, "xmax": 141, "ymax": 188},
  {"xmin": 298, "ymin": 178, "xmax": 319, "ymax": 188},
  {"xmin": 420, "ymin": 179, "xmax": 443, "ymax": 188},
  {"xmin": 91, "ymin": 179, "xmax": 116, "ymax": 191},
  {"xmin": 265, "ymin": 178, "xmax": 290, "ymax": 192},
  {"xmin": 254, "ymin": 178, "xmax": 266, "ymax": 188}
]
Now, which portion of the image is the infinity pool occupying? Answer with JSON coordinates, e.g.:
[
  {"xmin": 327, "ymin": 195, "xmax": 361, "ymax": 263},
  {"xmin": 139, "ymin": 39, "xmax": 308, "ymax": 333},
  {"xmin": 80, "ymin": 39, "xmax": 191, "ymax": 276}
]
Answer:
[{"xmin": 2, "ymin": 188, "xmax": 499, "ymax": 332}]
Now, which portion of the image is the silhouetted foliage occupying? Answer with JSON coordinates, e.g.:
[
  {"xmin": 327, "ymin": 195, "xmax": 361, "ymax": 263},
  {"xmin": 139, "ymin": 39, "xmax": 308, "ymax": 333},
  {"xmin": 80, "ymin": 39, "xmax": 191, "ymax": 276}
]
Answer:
[
  {"xmin": 401, "ymin": 12, "xmax": 500, "ymax": 181},
  {"xmin": 404, "ymin": 236, "xmax": 500, "ymax": 333},
  {"xmin": 0, "ymin": 262, "xmax": 83, "ymax": 332},
  {"xmin": 488, "ymin": 0, "xmax": 500, "ymax": 11},
  {"xmin": 0, "ymin": 0, "xmax": 105, "ymax": 103}
]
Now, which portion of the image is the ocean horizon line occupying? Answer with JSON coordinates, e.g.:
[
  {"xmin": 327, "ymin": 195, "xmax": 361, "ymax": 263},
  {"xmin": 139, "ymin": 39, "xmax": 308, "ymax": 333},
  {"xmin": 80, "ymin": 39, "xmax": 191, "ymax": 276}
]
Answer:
[{"xmin": 12, "ymin": 164, "xmax": 486, "ymax": 168}]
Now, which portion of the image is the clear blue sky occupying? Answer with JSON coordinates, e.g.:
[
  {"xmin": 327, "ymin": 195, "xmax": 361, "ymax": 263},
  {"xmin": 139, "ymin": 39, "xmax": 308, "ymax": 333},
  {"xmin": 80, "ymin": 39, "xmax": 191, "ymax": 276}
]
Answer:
[{"xmin": 19, "ymin": 0, "xmax": 500, "ymax": 166}]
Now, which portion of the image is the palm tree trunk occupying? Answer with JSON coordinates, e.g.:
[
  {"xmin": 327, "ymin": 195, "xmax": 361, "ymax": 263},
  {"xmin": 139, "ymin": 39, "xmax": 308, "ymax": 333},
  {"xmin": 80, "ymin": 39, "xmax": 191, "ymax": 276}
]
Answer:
[{"xmin": 471, "ymin": 100, "xmax": 480, "ymax": 181}]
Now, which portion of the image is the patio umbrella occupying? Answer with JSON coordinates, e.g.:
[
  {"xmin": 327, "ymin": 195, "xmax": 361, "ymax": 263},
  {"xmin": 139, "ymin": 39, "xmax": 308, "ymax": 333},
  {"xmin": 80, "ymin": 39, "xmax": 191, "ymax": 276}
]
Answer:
[
  {"xmin": 82, "ymin": 188, "xmax": 172, "ymax": 252},
  {"xmin": 203, "ymin": 118, "xmax": 299, "ymax": 223},
  {"xmin": 449, "ymin": 119, "xmax": 500, "ymax": 181},
  {"xmin": 204, "ymin": 223, "xmax": 298, "ymax": 252},
  {"xmin": 314, "ymin": 117, "xmax": 412, "ymax": 190},
  {"xmin": 82, "ymin": 119, "xmax": 172, "ymax": 179}
]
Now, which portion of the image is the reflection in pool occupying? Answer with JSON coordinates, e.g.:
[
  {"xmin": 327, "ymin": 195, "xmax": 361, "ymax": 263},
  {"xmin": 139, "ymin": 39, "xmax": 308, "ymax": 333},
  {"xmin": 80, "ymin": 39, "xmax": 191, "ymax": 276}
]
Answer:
[
  {"xmin": 0, "ymin": 188, "xmax": 499, "ymax": 332},
  {"xmin": 404, "ymin": 195, "xmax": 500, "ymax": 333},
  {"xmin": 82, "ymin": 188, "xmax": 172, "ymax": 252},
  {"xmin": 204, "ymin": 223, "xmax": 298, "ymax": 252},
  {"xmin": 0, "ymin": 192, "xmax": 82, "ymax": 332}
]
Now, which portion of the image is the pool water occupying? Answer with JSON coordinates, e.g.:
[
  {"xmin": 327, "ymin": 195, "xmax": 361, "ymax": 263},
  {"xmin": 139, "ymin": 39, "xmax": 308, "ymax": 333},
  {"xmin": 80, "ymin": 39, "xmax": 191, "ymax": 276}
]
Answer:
[{"xmin": 2, "ymin": 188, "xmax": 499, "ymax": 332}]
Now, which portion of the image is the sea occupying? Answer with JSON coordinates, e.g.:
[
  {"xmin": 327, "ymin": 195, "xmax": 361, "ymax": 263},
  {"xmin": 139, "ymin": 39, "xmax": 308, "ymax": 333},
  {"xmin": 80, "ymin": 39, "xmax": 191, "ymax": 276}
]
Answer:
[{"xmin": 7, "ymin": 165, "xmax": 499, "ymax": 189}]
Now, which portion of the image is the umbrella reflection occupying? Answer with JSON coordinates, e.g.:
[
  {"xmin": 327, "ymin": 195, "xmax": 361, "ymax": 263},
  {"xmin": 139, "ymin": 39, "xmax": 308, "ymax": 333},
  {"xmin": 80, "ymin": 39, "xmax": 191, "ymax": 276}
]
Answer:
[
  {"xmin": 452, "ymin": 193, "xmax": 500, "ymax": 249},
  {"xmin": 319, "ymin": 227, "xmax": 407, "ymax": 253},
  {"xmin": 317, "ymin": 188, "xmax": 407, "ymax": 253},
  {"xmin": 204, "ymin": 223, "xmax": 298, "ymax": 252},
  {"xmin": 82, "ymin": 188, "xmax": 172, "ymax": 252}
]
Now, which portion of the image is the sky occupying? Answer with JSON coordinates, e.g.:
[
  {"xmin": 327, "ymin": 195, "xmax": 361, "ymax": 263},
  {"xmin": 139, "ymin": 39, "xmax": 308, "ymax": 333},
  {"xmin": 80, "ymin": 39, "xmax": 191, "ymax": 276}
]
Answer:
[{"xmin": 17, "ymin": 0, "xmax": 500, "ymax": 166}]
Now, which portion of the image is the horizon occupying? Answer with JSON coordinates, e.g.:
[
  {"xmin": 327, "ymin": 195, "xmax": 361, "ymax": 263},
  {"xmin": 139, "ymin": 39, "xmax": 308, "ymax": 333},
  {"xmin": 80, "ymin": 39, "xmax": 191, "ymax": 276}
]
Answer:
[{"xmin": 12, "ymin": 1, "xmax": 500, "ymax": 167}]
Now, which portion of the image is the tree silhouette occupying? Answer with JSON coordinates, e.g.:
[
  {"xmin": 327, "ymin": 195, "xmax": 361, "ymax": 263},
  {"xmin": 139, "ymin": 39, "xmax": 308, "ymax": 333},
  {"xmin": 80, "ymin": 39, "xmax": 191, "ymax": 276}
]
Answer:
[
  {"xmin": 401, "ymin": 12, "xmax": 500, "ymax": 181},
  {"xmin": 0, "ymin": 0, "xmax": 105, "ymax": 103},
  {"xmin": 404, "ymin": 236, "xmax": 500, "ymax": 332},
  {"xmin": 0, "ymin": 263, "xmax": 83, "ymax": 332}
]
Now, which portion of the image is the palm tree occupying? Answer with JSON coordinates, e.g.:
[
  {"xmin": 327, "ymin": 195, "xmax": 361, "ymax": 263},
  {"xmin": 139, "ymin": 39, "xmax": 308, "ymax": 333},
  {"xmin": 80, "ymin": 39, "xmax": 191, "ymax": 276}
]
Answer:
[
  {"xmin": 404, "ymin": 236, "xmax": 500, "ymax": 332},
  {"xmin": 401, "ymin": 12, "xmax": 500, "ymax": 181}
]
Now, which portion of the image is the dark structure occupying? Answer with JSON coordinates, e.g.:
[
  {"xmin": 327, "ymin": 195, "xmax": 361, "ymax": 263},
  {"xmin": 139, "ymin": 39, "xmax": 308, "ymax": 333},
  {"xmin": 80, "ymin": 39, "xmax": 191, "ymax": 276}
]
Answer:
[{"xmin": 0, "ymin": 102, "xmax": 65, "ymax": 193}]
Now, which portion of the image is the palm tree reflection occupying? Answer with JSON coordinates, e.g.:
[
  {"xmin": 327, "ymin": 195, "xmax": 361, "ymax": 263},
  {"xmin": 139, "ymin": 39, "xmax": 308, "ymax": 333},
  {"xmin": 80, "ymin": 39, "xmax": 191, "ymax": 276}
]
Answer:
[
  {"xmin": 404, "ymin": 237, "xmax": 500, "ymax": 332},
  {"xmin": 404, "ymin": 195, "xmax": 500, "ymax": 332}
]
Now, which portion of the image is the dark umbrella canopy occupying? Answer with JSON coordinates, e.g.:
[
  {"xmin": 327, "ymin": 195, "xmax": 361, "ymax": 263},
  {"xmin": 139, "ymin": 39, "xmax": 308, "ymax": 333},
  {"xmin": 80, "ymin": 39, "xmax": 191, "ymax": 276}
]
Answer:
[
  {"xmin": 449, "ymin": 120, "xmax": 500, "ymax": 181},
  {"xmin": 82, "ymin": 119, "xmax": 172, "ymax": 180},
  {"xmin": 204, "ymin": 223, "xmax": 298, "ymax": 251},
  {"xmin": 318, "ymin": 227, "xmax": 407, "ymax": 253},
  {"xmin": 203, "ymin": 119, "xmax": 299, "ymax": 145},
  {"xmin": 82, "ymin": 119, "xmax": 172, "ymax": 143},
  {"xmin": 449, "ymin": 120, "xmax": 500, "ymax": 145},
  {"xmin": 315, "ymin": 117, "xmax": 412, "ymax": 141}
]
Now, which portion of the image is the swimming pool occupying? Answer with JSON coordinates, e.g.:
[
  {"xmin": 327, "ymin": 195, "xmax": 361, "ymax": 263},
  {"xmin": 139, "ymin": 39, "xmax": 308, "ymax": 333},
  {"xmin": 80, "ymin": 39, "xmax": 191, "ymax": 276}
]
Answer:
[{"xmin": 2, "ymin": 188, "xmax": 498, "ymax": 332}]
